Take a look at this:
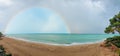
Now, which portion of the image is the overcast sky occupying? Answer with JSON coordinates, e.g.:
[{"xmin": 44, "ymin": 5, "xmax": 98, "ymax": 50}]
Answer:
[{"xmin": 0, "ymin": 0, "xmax": 120, "ymax": 34}]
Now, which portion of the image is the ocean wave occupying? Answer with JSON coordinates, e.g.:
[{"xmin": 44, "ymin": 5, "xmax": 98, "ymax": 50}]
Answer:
[{"xmin": 6, "ymin": 36, "xmax": 105, "ymax": 46}]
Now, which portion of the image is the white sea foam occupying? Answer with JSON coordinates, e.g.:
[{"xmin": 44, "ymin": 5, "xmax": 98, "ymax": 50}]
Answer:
[{"xmin": 6, "ymin": 36, "xmax": 106, "ymax": 46}]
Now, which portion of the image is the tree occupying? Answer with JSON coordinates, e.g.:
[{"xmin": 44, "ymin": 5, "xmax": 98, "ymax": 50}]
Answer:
[
  {"xmin": 0, "ymin": 32, "xmax": 3, "ymax": 37},
  {"xmin": 104, "ymin": 12, "xmax": 120, "ymax": 56},
  {"xmin": 104, "ymin": 12, "xmax": 120, "ymax": 34}
]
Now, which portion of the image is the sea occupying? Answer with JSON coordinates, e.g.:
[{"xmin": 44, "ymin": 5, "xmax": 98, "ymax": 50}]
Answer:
[{"xmin": 6, "ymin": 34, "xmax": 119, "ymax": 46}]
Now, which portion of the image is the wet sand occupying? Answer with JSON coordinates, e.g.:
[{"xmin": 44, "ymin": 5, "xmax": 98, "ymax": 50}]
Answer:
[{"xmin": 0, "ymin": 37, "xmax": 116, "ymax": 56}]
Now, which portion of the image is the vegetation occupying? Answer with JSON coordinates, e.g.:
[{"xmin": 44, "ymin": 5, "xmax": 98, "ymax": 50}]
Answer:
[
  {"xmin": 0, "ymin": 45, "xmax": 12, "ymax": 56},
  {"xmin": 0, "ymin": 32, "xmax": 12, "ymax": 56},
  {"xmin": 104, "ymin": 12, "xmax": 120, "ymax": 48},
  {"xmin": 104, "ymin": 12, "xmax": 120, "ymax": 34},
  {"xmin": 105, "ymin": 36, "xmax": 120, "ymax": 48},
  {"xmin": 0, "ymin": 32, "xmax": 3, "ymax": 37},
  {"xmin": 116, "ymin": 49, "xmax": 120, "ymax": 56},
  {"xmin": 104, "ymin": 12, "xmax": 120, "ymax": 56}
]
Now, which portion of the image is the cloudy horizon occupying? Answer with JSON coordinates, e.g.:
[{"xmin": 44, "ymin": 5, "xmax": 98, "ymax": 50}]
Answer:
[{"xmin": 0, "ymin": 0, "xmax": 120, "ymax": 34}]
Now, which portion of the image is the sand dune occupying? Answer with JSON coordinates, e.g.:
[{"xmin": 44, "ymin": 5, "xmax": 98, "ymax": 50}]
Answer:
[{"xmin": 0, "ymin": 37, "xmax": 117, "ymax": 56}]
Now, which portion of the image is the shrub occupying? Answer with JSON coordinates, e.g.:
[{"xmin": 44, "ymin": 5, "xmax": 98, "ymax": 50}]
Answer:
[
  {"xmin": 0, "ymin": 45, "xmax": 12, "ymax": 56},
  {"xmin": 105, "ymin": 36, "xmax": 120, "ymax": 48},
  {"xmin": 0, "ymin": 32, "xmax": 3, "ymax": 37}
]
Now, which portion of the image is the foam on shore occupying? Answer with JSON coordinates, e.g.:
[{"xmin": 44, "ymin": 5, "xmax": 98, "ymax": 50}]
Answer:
[{"xmin": 6, "ymin": 36, "xmax": 105, "ymax": 46}]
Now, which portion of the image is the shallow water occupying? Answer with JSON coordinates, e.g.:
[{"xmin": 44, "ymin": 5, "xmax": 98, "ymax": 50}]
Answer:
[{"xmin": 6, "ymin": 34, "xmax": 119, "ymax": 45}]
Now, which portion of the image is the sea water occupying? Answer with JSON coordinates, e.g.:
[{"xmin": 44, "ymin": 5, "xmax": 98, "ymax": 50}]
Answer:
[{"xmin": 6, "ymin": 34, "xmax": 119, "ymax": 45}]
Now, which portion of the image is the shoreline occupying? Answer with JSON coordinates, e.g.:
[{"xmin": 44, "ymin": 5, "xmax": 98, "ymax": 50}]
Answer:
[
  {"xmin": 6, "ymin": 36, "xmax": 105, "ymax": 46},
  {"xmin": 0, "ymin": 37, "xmax": 116, "ymax": 56}
]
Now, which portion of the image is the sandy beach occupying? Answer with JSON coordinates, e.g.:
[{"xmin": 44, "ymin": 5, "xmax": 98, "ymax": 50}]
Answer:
[{"xmin": 0, "ymin": 37, "xmax": 116, "ymax": 56}]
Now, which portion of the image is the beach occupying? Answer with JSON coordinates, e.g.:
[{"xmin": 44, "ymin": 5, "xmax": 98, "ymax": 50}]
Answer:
[{"xmin": 0, "ymin": 37, "xmax": 116, "ymax": 56}]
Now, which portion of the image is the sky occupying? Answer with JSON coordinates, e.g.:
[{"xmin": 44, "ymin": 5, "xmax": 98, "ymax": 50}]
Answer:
[
  {"xmin": 5, "ymin": 8, "xmax": 68, "ymax": 34},
  {"xmin": 0, "ymin": 0, "xmax": 120, "ymax": 34}
]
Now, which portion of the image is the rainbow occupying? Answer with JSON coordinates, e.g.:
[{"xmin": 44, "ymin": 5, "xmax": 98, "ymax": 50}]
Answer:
[{"xmin": 4, "ymin": 6, "xmax": 71, "ymax": 33}]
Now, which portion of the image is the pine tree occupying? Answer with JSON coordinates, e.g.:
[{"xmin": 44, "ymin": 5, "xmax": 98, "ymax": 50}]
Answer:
[{"xmin": 105, "ymin": 12, "xmax": 120, "ymax": 34}]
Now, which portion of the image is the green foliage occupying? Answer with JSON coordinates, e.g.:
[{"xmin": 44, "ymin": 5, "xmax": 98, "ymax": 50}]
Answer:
[
  {"xmin": 104, "ymin": 12, "xmax": 120, "ymax": 55},
  {"xmin": 0, "ymin": 45, "xmax": 12, "ymax": 56},
  {"xmin": 0, "ymin": 32, "xmax": 3, "ymax": 37},
  {"xmin": 104, "ymin": 12, "xmax": 120, "ymax": 34},
  {"xmin": 104, "ymin": 42, "xmax": 111, "ymax": 47},
  {"xmin": 105, "ymin": 36, "xmax": 120, "ymax": 48}
]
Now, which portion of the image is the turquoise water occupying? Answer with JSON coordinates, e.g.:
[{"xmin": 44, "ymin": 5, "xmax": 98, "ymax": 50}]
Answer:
[{"xmin": 6, "ymin": 34, "xmax": 119, "ymax": 45}]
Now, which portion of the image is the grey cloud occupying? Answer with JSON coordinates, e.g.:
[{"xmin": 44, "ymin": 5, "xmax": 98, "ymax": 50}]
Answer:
[{"xmin": 0, "ymin": 0, "xmax": 120, "ymax": 34}]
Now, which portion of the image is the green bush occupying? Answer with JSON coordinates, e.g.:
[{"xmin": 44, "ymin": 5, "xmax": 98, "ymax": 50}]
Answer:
[
  {"xmin": 105, "ymin": 36, "xmax": 120, "ymax": 48},
  {"xmin": 0, "ymin": 45, "xmax": 12, "ymax": 56},
  {"xmin": 104, "ymin": 11, "xmax": 120, "ymax": 56},
  {"xmin": 104, "ymin": 43, "xmax": 112, "ymax": 47},
  {"xmin": 0, "ymin": 32, "xmax": 3, "ymax": 37}
]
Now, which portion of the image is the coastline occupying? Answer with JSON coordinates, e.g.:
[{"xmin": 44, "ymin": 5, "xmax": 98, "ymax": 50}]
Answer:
[
  {"xmin": 6, "ymin": 36, "xmax": 105, "ymax": 46},
  {"xmin": 0, "ymin": 37, "xmax": 116, "ymax": 56}
]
